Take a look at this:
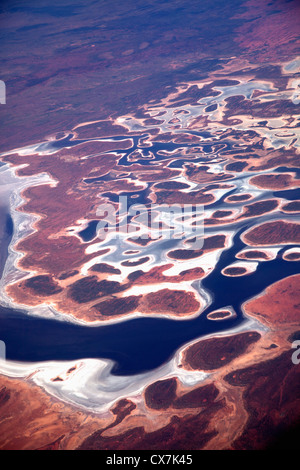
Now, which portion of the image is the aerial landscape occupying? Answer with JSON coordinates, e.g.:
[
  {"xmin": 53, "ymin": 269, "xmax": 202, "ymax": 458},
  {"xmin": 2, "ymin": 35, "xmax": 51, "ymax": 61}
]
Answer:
[{"xmin": 0, "ymin": 0, "xmax": 299, "ymax": 451}]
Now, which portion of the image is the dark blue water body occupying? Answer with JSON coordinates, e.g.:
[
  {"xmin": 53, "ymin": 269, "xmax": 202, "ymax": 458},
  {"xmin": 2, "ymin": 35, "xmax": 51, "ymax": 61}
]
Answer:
[
  {"xmin": 274, "ymin": 166, "xmax": 300, "ymax": 178},
  {"xmin": 78, "ymin": 220, "xmax": 99, "ymax": 242},
  {"xmin": 167, "ymin": 155, "xmax": 218, "ymax": 169},
  {"xmin": 41, "ymin": 134, "xmax": 207, "ymax": 167},
  {"xmin": 83, "ymin": 134, "xmax": 232, "ymax": 168},
  {"xmin": 116, "ymin": 138, "xmax": 219, "ymax": 167},
  {"xmin": 274, "ymin": 188, "xmax": 300, "ymax": 200},
  {"xmin": 5, "ymin": 214, "xmax": 13, "ymax": 237},
  {"xmin": 42, "ymin": 133, "xmax": 236, "ymax": 170},
  {"xmin": 0, "ymin": 225, "xmax": 299, "ymax": 376}
]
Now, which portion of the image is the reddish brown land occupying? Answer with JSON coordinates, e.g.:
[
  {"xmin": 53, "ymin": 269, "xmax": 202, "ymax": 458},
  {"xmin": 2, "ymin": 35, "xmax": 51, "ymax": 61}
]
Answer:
[
  {"xmin": 237, "ymin": 250, "xmax": 270, "ymax": 260},
  {"xmin": 284, "ymin": 252, "xmax": 300, "ymax": 261},
  {"xmin": 181, "ymin": 332, "xmax": 261, "ymax": 371},
  {"xmin": 243, "ymin": 221, "xmax": 300, "ymax": 246},
  {"xmin": 282, "ymin": 201, "xmax": 300, "ymax": 213},
  {"xmin": 249, "ymin": 173, "xmax": 300, "ymax": 190},
  {"xmin": 244, "ymin": 274, "xmax": 300, "ymax": 327},
  {"xmin": 139, "ymin": 289, "xmax": 201, "ymax": 317},
  {"xmin": 0, "ymin": 276, "xmax": 299, "ymax": 450},
  {"xmin": 222, "ymin": 266, "xmax": 248, "ymax": 276}
]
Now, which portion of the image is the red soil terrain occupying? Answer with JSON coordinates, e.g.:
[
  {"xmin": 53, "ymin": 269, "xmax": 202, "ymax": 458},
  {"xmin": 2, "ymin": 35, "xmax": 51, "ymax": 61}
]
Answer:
[
  {"xmin": 222, "ymin": 266, "xmax": 248, "ymax": 276},
  {"xmin": 244, "ymin": 274, "xmax": 300, "ymax": 327},
  {"xmin": 237, "ymin": 250, "xmax": 270, "ymax": 260},
  {"xmin": 284, "ymin": 252, "xmax": 300, "ymax": 261},
  {"xmin": 226, "ymin": 194, "xmax": 253, "ymax": 203},
  {"xmin": 167, "ymin": 234, "xmax": 227, "ymax": 260},
  {"xmin": 282, "ymin": 201, "xmax": 300, "ymax": 213},
  {"xmin": 181, "ymin": 332, "xmax": 261, "ymax": 371},
  {"xmin": 92, "ymin": 288, "xmax": 201, "ymax": 319},
  {"xmin": 139, "ymin": 289, "xmax": 201, "ymax": 317},
  {"xmin": 249, "ymin": 173, "xmax": 300, "ymax": 190},
  {"xmin": 243, "ymin": 220, "xmax": 300, "ymax": 246},
  {"xmin": 205, "ymin": 200, "xmax": 279, "ymax": 227},
  {"xmin": 0, "ymin": 275, "xmax": 299, "ymax": 450}
]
